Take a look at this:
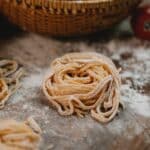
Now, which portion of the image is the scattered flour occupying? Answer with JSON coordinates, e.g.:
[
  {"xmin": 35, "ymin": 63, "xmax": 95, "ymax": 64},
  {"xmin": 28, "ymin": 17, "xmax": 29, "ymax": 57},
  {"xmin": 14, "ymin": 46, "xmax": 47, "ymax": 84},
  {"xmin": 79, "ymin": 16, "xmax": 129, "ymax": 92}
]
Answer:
[
  {"xmin": 109, "ymin": 41, "xmax": 150, "ymax": 118},
  {"xmin": 134, "ymin": 49, "xmax": 150, "ymax": 61},
  {"xmin": 122, "ymin": 48, "xmax": 150, "ymax": 88},
  {"xmin": 121, "ymin": 84, "xmax": 150, "ymax": 117},
  {"xmin": 10, "ymin": 68, "xmax": 51, "ymax": 104}
]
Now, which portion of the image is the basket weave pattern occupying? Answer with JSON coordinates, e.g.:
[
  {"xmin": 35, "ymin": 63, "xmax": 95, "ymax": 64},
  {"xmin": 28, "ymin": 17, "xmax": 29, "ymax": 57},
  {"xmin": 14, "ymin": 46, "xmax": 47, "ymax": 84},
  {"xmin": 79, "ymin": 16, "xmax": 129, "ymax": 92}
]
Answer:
[{"xmin": 0, "ymin": 0, "xmax": 141, "ymax": 36}]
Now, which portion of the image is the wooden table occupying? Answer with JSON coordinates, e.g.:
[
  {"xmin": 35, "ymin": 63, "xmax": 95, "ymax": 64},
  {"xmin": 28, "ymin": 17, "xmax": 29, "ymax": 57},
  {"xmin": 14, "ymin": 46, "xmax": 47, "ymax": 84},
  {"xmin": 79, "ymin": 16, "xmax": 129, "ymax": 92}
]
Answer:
[{"xmin": 0, "ymin": 17, "xmax": 150, "ymax": 150}]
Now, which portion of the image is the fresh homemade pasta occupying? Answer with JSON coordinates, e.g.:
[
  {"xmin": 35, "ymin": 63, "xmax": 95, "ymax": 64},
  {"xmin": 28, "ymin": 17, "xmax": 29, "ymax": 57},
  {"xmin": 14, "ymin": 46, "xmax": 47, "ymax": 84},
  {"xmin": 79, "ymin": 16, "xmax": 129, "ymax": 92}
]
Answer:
[
  {"xmin": 0, "ymin": 117, "xmax": 41, "ymax": 150},
  {"xmin": 43, "ymin": 52, "xmax": 123, "ymax": 123},
  {"xmin": 0, "ymin": 78, "xmax": 10, "ymax": 108},
  {"xmin": 0, "ymin": 59, "xmax": 24, "ymax": 108}
]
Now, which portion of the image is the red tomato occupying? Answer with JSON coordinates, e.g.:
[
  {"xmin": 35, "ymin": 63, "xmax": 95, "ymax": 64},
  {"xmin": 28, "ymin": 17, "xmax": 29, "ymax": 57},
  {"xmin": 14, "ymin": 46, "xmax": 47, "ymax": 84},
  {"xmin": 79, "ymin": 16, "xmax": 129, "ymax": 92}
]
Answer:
[{"xmin": 131, "ymin": 5, "xmax": 150, "ymax": 40}]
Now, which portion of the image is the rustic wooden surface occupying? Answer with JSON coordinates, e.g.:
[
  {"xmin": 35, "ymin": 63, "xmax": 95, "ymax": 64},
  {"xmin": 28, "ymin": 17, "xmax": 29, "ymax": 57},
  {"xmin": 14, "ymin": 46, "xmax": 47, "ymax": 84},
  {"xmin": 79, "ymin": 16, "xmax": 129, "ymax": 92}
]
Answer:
[{"xmin": 0, "ymin": 16, "xmax": 150, "ymax": 150}]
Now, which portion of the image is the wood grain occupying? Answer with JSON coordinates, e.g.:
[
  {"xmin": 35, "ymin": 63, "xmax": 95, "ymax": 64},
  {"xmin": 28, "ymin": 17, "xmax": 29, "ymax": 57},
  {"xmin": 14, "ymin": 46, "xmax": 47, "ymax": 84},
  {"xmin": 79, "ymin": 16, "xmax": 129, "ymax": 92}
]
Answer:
[{"xmin": 0, "ymin": 17, "xmax": 149, "ymax": 150}]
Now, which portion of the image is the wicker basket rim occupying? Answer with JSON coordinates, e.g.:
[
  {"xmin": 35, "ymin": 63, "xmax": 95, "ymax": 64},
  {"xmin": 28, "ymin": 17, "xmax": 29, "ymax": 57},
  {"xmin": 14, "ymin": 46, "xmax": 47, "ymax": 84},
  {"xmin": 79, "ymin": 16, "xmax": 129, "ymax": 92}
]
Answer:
[
  {"xmin": 10, "ymin": 0, "xmax": 141, "ymax": 11},
  {"xmin": 48, "ymin": 0, "xmax": 125, "ymax": 4},
  {"xmin": 10, "ymin": 0, "xmax": 138, "ymax": 6}
]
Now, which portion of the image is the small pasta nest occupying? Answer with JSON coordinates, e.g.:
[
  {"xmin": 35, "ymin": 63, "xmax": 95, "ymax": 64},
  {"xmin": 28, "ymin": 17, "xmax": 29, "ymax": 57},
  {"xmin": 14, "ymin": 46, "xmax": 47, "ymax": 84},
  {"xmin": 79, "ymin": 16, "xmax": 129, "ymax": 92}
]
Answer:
[
  {"xmin": 0, "ymin": 59, "xmax": 24, "ymax": 108},
  {"xmin": 0, "ymin": 117, "xmax": 41, "ymax": 150},
  {"xmin": 43, "ymin": 53, "xmax": 123, "ymax": 123}
]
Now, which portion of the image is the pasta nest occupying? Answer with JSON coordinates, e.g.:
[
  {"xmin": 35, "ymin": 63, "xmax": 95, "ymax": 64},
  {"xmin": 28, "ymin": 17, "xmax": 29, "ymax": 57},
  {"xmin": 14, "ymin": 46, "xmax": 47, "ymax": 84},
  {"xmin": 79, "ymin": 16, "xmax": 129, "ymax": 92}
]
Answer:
[
  {"xmin": 0, "ymin": 118, "xmax": 41, "ymax": 150},
  {"xmin": 0, "ymin": 59, "xmax": 24, "ymax": 108},
  {"xmin": 43, "ymin": 53, "xmax": 123, "ymax": 123}
]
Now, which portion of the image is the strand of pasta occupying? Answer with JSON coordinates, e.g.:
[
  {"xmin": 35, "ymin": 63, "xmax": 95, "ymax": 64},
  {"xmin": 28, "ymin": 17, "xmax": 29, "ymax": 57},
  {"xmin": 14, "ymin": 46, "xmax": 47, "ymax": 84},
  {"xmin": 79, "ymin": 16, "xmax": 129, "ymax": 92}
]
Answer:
[
  {"xmin": 43, "ymin": 52, "xmax": 124, "ymax": 123},
  {"xmin": 0, "ymin": 59, "xmax": 24, "ymax": 109}
]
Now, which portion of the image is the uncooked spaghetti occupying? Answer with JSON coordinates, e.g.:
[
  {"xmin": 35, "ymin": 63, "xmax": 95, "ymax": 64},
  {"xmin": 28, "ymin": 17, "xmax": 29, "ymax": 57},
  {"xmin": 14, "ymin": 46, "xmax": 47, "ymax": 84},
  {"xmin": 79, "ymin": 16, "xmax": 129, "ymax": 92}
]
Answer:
[
  {"xmin": 43, "ymin": 52, "xmax": 123, "ymax": 123},
  {"xmin": 0, "ymin": 117, "xmax": 41, "ymax": 150},
  {"xmin": 0, "ymin": 59, "xmax": 24, "ymax": 108}
]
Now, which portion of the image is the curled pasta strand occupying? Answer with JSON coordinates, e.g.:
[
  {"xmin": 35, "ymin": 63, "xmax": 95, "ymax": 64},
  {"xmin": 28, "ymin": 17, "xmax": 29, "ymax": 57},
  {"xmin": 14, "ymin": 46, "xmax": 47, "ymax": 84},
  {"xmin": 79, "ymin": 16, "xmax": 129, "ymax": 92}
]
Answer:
[{"xmin": 0, "ymin": 59, "xmax": 18, "ymax": 77}]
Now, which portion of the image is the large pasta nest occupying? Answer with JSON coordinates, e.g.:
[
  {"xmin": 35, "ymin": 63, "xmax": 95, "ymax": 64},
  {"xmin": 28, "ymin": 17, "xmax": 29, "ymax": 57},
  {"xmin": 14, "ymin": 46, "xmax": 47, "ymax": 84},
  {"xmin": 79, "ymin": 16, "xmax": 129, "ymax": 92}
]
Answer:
[{"xmin": 43, "ymin": 53, "xmax": 123, "ymax": 123}]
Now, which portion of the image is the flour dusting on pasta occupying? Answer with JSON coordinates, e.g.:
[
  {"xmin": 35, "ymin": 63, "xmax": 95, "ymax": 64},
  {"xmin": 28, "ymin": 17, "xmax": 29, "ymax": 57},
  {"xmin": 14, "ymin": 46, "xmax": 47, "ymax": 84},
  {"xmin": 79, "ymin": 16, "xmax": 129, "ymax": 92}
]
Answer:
[{"xmin": 43, "ymin": 53, "xmax": 123, "ymax": 123}]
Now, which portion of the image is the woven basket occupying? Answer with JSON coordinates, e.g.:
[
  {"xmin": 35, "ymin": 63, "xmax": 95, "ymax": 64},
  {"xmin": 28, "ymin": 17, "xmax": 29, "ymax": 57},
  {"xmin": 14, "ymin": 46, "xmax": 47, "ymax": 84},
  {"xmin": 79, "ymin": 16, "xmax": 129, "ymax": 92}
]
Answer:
[
  {"xmin": 0, "ymin": 1, "xmax": 2, "ymax": 9},
  {"xmin": 0, "ymin": 0, "xmax": 141, "ymax": 37}
]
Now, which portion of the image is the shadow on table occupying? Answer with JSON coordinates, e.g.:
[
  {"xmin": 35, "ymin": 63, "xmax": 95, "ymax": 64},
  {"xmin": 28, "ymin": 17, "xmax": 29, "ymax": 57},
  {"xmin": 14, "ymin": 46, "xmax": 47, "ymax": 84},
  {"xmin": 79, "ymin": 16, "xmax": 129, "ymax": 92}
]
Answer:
[
  {"xmin": 0, "ymin": 15, "xmax": 25, "ymax": 39},
  {"xmin": 0, "ymin": 14, "xmax": 134, "ymax": 43},
  {"xmin": 52, "ymin": 19, "xmax": 134, "ymax": 43},
  {"xmin": 52, "ymin": 29, "xmax": 134, "ymax": 43}
]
